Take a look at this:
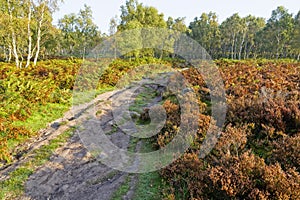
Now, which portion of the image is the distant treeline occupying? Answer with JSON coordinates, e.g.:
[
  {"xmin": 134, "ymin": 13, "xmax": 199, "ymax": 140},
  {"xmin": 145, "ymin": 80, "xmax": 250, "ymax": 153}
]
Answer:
[{"xmin": 1, "ymin": 0, "xmax": 299, "ymax": 68}]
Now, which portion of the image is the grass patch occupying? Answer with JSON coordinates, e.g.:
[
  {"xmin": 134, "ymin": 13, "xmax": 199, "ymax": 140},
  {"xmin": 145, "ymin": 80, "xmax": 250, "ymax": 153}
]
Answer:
[
  {"xmin": 112, "ymin": 78, "xmax": 167, "ymax": 199},
  {"xmin": 133, "ymin": 172, "xmax": 164, "ymax": 200},
  {"xmin": 111, "ymin": 110, "xmax": 165, "ymax": 200},
  {"xmin": 127, "ymin": 85, "xmax": 166, "ymax": 199},
  {"xmin": 0, "ymin": 167, "xmax": 33, "ymax": 199},
  {"xmin": 127, "ymin": 137, "xmax": 140, "ymax": 152},
  {"xmin": 12, "ymin": 103, "xmax": 69, "ymax": 133},
  {"xmin": 0, "ymin": 129, "xmax": 74, "ymax": 199},
  {"xmin": 129, "ymin": 86, "xmax": 158, "ymax": 113},
  {"xmin": 133, "ymin": 138, "xmax": 165, "ymax": 200},
  {"xmin": 6, "ymin": 103, "xmax": 70, "ymax": 160},
  {"xmin": 111, "ymin": 175, "xmax": 131, "ymax": 200},
  {"xmin": 72, "ymin": 87, "xmax": 114, "ymax": 105}
]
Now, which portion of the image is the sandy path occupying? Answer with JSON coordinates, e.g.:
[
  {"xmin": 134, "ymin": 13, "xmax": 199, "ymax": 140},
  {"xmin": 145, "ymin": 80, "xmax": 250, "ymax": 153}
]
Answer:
[{"xmin": 23, "ymin": 79, "xmax": 166, "ymax": 200}]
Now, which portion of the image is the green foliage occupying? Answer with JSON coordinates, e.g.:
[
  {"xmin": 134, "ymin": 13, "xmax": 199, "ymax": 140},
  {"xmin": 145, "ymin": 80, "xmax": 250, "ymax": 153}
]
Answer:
[
  {"xmin": 119, "ymin": 0, "xmax": 166, "ymax": 30},
  {"xmin": 1, "ymin": 1, "xmax": 300, "ymax": 61},
  {"xmin": 134, "ymin": 172, "xmax": 164, "ymax": 200},
  {"xmin": 258, "ymin": 6, "xmax": 295, "ymax": 59},
  {"xmin": 189, "ymin": 12, "xmax": 221, "ymax": 58},
  {"xmin": 12, "ymin": 103, "xmax": 69, "ymax": 132},
  {"xmin": 0, "ymin": 167, "xmax": 34, "ymax": 199},
  {"xmin": 99, "ymin": 57, "xmax": 172, "ymax": 87},
  {"xmin": 117, "ymin": 0, "xmax": 167, "ymax": 58},
  {"xmin": 58, "ymin": 4, "xmax": 102, "ymax": 58},
  {"xmin": 0, "ymin": 59, "xmax": 80, "ymax": 163}
]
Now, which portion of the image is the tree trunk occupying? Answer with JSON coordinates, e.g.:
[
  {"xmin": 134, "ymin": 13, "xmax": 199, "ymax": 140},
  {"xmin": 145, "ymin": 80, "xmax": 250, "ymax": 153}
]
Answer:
[
  {"xmin": 231, "ymin": 33, "xmax": 235, "ymax": 59},
  {"xmin": 7, "ymin": 0, "xmax": 20, "ymax": 68},
  {"xmin": 243, "ymin": 41, "xmax": 248, "ymax": 59},
  {"xmin": 8, "ymin": 45, "xmax": 12, "ymax": 62},
  {"xmin": 247, "ymin": 44, "xmax": 254, "ymax": 59},
  {"xmin": 18, "ymin": 48, "xmax": 24, "ymax": 67},
  {"xmin": 239, "ymin": 32, "xmax": 246, "ymax": 60},
  {"xmin": 234, "ymin": 38, "xmax": 238, "ymax": 59},
  {"xmin": 26, "ymin": 0, "xmax": 32, "ymax": 68},
  {"xmin": 4, "ymin": 45, "xmax": 12, "ymax": 62},
  {"xmin": 34, "ymin": 2, "xmax": 46, "ymax": 66},
  {"xmin": 82, "ymin": 46, "xmax": 86, "ymax": 61},
  {"xmin": 276, "ymin": 34, "xmax": 280, "ymax": 59}
]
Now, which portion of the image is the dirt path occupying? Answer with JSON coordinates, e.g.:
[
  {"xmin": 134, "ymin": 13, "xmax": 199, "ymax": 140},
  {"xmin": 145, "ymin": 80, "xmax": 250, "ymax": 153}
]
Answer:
[{"xmin": 21, "ymin": 77, "xmax": 168, "ymax": 200}]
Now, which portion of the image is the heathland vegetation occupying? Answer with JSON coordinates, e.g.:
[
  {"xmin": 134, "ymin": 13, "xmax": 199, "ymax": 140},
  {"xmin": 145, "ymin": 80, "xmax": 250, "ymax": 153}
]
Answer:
[{"xmin": 0, "ymin": 0, "xmax": 299, "ymax": 199}]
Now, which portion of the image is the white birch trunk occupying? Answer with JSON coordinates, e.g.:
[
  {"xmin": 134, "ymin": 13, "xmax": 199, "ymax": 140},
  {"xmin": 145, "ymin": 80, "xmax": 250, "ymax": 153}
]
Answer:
[
  {"xmin": 239, "ymin": 32, "xmax": 246, "ymax": 60},
  {"xmin": 33, "ymin": 2, "xmax": 46, "ymax": 66},
  {"xmin": 7, "ymin": 0, "xmax": 20, "ymax": 68},
  {"xmin": 8, "ymin": 45, "xmax": 12, "ymax": 62},
  {"xmin": 26, "ymin": 0, "xmax": 32, "ymax": 68}
]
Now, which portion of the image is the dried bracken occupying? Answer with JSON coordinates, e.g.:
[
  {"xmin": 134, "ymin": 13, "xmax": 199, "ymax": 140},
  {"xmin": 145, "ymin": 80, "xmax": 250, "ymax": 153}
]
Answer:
[{"xmin": 159, "ymin": 60, "xmax": 300, "ymax": 199}]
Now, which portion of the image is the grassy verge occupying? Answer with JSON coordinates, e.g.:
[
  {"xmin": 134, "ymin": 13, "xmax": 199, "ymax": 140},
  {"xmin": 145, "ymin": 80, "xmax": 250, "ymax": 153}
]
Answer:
[
  {"xmin": 0, "ymin": 129, "xmax": 74, "ymax": 200},
  {"xmin": 0, "ymin": 103, "xmax": 70, "ymax": 163},
  {"xmin": 12, "ymin": 103, "xmax": 69, "ymax": 133},
  {"xmin": 72, "ymin": 86, "xmax": 115, "ymax": 105},
  {"xmin": 111, "ymin": 175, "xmax": 132, "ymax": 200},
  {"xmin": 132, "ymin": 138, "xmax": 165, "ymax": 200},
  {"xmin": 111, "ymin": 137, "xmax": 165, "ymax": 200}
]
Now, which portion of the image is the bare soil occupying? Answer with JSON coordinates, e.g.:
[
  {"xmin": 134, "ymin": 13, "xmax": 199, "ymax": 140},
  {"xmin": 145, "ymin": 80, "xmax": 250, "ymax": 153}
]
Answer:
[{"xmin": 22, "ymin": 78, "xmax": 167, "ymax": 200}]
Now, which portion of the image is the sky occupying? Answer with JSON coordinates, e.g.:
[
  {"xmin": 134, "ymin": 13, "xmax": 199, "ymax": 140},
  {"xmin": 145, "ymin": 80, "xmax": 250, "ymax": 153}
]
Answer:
[{"xmin": 53, "ymin": 0, "xmax": 300, "ymax": 34}]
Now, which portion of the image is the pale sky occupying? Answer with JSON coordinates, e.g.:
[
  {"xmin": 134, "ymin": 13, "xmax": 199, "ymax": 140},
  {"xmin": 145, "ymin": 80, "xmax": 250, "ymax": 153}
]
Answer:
[{"xmin": 53, "ymin": 0, "xmax": 300, "ymax": 34}]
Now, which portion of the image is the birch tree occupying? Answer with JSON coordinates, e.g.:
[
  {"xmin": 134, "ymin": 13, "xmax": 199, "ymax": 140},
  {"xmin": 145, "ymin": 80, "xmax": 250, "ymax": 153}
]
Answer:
[
  {"xmin": 6, "ymin": 0, "xmax": 21, "ymax": 67},
  {"xmin": 260, "ymin": 6, "xmax": 294, "ymax": 58},
  {"xmin": 33, "ymin": 0, "xmax": 62, "ymax": 65},
  {"xmin": 3, "ymin": 0, "xmax": 62, "ymax": 67}
]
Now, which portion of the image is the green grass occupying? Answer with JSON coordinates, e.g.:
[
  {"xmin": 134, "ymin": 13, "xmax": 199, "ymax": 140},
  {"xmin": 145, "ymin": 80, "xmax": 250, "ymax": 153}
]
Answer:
[
  {"xmin": 111, "ymin": 175, "xmax": 132, "ymax": 200},
  {"xmin": 12, "ymin": 103, "xmax": 69, "ymax": 133},
  {"xmin": 127, "ymin": 137, "xmax": 140, "ymax": 152},
  {"xmin": 5, "ymin": 103, "xmax": 70, "ymax": 161},
  {"xmin": 133, "ymin": 172, "xmax": 164, "ymax": 200},
  {"xmin": 0, "ymin": 167, "xmax": 33, "ymax": 200},
  {"xmin": 72, "ymin": 87, "xmax": 115, "ymax": 105},
  {"xmin": 129, "ymin": 86, "xmax": 158, "ymax": 113},
  {"xmin": 0, "ymin": 129, "xmax": 74, "ymax": 199},
  {"xmin": 111, "ymin": 82, "xmax": 166, "ymax": 199},
  {"xmin": 133, "ymin": 137, "xmax": 165, "ymax": 200},
  {"xmin": 111, "ymin": 136, "xmax": 165, "ymax": 200}
]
